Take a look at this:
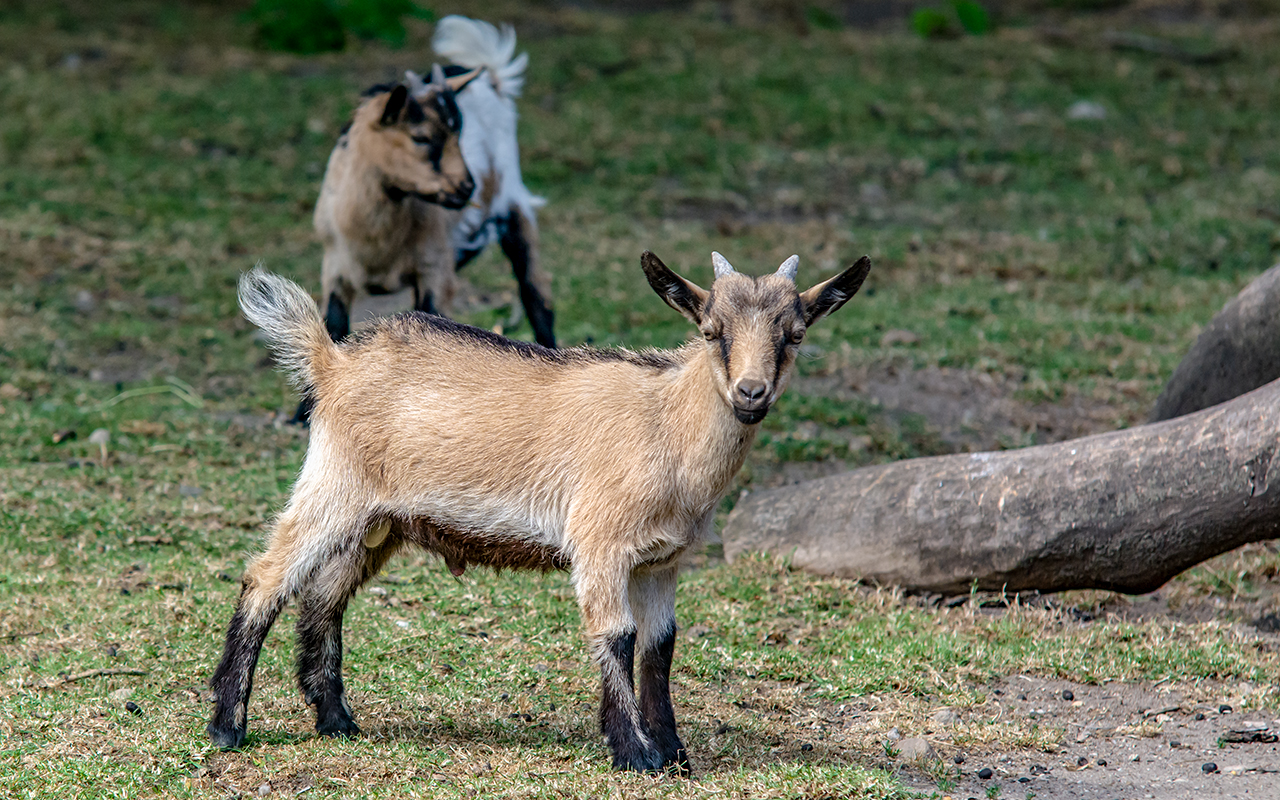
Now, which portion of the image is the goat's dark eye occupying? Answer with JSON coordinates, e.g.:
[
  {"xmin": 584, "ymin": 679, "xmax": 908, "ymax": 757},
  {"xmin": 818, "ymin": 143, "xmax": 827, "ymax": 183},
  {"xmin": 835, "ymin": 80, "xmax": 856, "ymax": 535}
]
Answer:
[
  {"xmin": 703, "ymin": 329, "xmax": 719, "ymax": 341},
  {"xmin": 789, "ymin": 330, "xmax": 805, "ymax": 344}
]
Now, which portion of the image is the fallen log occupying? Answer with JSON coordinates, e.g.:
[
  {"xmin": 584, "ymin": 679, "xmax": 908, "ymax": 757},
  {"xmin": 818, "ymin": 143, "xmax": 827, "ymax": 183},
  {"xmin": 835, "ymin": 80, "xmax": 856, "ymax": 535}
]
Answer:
[
  {"xmin": 1150, "ymin": 262, "xmax": 1280, "ymax": 422},
  {"xmin": 724, "ymin": 378, "xmax": 1280, "ymax": 595}
]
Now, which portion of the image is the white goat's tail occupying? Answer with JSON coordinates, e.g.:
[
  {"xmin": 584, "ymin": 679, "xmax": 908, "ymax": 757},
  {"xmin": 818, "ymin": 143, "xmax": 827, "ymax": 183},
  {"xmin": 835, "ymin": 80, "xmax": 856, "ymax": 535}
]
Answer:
[
  {"xmin": 238, "ymin": 266, "xmax": 333, "ymax": 390},
  {"xmin": 432, "ymin": 15, "xmax": 528, "ymax": 99}
]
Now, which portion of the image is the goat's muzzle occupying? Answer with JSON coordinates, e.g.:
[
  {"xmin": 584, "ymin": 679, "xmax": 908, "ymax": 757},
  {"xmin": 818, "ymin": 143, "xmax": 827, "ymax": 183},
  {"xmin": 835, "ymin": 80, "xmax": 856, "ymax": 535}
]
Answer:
[
  {"xmin": 437, "ymin": 176, "xmax": 475, "ymax": 209},
  {"xmin": 732, "ymin": 379, "xmax": 770, "ymax": 424}
]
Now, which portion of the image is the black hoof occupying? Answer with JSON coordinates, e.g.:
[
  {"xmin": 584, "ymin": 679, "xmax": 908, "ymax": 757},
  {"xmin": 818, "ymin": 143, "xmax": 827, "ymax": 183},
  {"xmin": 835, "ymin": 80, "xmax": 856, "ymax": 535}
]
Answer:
[
  {"xmin": 316, "ymin": 715, "xmax": 360, "ymax": 739},
  {"xmin": 612, "ymin": 746, "xmax": 665, "ymax": 773},
  {"xmin": 207, "ymin": 721, "xmax": 246, "ymax": 750}
]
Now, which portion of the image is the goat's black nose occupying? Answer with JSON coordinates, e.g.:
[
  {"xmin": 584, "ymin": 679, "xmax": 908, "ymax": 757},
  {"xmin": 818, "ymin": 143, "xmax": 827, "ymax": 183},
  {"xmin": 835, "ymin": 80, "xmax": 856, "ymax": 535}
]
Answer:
[{"xmin": 736, "ymin": 379, "xmax": 767, "ymax": 405}]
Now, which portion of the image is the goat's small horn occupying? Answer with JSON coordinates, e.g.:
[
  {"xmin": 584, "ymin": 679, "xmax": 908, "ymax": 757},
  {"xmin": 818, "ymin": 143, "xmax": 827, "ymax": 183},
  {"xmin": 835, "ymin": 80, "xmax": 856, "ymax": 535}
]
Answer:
[
  {"xmin": 431, "ymin": 63, "xmax": 446, "ymax": 89},
  {"xmin": 776, "ymin": 255, "xmax": 800, "ymax": 282},
  {"xmin": 711, "ymin": 252, "xmax": 735, "ymax": 279},
  {"xmin": 404, "ymin": 69, "xmax": 428, "ymax": 96}
]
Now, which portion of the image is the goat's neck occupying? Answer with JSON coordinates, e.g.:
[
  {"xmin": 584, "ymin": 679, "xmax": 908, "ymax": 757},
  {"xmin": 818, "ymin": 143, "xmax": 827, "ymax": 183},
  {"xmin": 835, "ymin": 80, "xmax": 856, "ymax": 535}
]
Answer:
[{"xmin": 663, "ymin": 344, "xmax": 759, "ymax": 498}]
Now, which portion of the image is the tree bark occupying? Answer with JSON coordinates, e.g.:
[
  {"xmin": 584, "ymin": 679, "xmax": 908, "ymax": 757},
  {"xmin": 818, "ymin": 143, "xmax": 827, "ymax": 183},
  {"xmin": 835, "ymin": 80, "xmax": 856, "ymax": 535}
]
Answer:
[
  {"xmin": 1150, "ymin": 262, "xmax": 1280, "ymax": 422},
  {"xmin": 724, "ymin": 379, "xmax": 1280, "ymax": 595}
]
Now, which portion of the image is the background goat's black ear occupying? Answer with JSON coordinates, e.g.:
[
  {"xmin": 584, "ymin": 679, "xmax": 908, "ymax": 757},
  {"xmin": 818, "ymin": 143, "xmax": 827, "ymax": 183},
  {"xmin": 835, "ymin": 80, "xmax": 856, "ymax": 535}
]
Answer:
[
  {"xmin": 380, "ymin": 85, "xmax": 409, "ymax": 126},
  {"xmin": 799, "ymin": 255, "xmax": 871, "ymax": 326},
  {"xmin": 641, "ymin": 251, "xmax": 708, "ymax": 324}
]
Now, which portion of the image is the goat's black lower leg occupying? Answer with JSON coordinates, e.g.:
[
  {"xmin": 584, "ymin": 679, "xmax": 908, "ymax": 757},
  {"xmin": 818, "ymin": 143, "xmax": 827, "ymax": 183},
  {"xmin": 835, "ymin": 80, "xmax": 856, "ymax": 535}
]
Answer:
[
  {"xmin": 599, "ymin": 630, "xmax": 663, "ymax": 772},
  {"xmin": 296, "ymin": 594, "xmax": 358, "ymax": 738},
  {"xmin": 296, "ymin": 543, "xmax": 397, "ymax": 739},
  {"xmin": 500, "ymin": 212, "xmax": 556, "ymax": 348},
  {"xmin": 208, "ymin": 584, "xmax": 287, "ymax": 749},
  {"xmin": 638, "ymin": 621, "xmax": 690, "ymax": 774}
]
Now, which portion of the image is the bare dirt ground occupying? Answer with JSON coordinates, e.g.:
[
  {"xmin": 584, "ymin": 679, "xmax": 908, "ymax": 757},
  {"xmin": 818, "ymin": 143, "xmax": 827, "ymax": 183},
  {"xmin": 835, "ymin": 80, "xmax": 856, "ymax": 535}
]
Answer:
[{"xmin": 897, "ymin": 676, "xmax": 1280, "ymax": 800}]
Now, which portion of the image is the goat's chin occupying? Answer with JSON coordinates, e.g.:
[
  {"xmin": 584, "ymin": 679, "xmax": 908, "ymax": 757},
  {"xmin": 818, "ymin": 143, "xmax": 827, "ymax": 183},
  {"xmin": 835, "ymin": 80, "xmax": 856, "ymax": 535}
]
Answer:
[{"xmin": 733, "ymin": 406, "xmax": 769, "ymax": 425}]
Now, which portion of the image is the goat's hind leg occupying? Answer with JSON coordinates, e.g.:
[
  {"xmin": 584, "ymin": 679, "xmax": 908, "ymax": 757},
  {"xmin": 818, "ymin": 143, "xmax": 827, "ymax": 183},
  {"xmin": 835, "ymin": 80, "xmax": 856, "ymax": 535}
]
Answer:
[
  {"xmin": 631, "ymin": 563, "xmax": 691, "ymax": 775},
  {"xmin": 208, "ymin": 516, "xmax": 316, "ymax": 748},
  {"xmin": 296, "ymin": 536, "xmax": 400, "ymax": 739}
]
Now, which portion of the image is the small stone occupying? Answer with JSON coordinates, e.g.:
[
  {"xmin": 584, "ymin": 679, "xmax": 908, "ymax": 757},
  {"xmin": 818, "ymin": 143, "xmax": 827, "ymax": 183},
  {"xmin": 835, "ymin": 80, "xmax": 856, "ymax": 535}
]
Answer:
[
  {"xmin": 1202, "ymin": 762, "xmax": 1218, "ymax": 773},
  {"xmin": 1067, "ymin": 100, "xmax": 1107, "ymax": 121},
  {"xmin": 125, "ymin": 701, "xmax": 141, "ymax": 715},
  {"xmin": 1195, "ymin": 712, "xmax": 1206, "ymax": 721},
  {"xmin": 1017, "ymin": 693, "xmax": 1027, "ymax": 701},
  {"xmin": 1062, "ymin": 689, "xmax": 1075, "ymax": 701},
  {"xmin": 74, "ymin": 289, "xmax": 96, "ymax": 313},
  {"xmin": 954, "ymin": 754, "xmax": 966, "ymax": 764},
  {"xmin": 801, "ymin": 742, "xmax": 813, "ymax": 752},
  {"xmin": 257, "ymin": 783, "xmax": 271, "ymax": 796},
  {"xmin": 879, "ymin": 329, "xmax": 920, "ymax": 347},
  {"xmin": 886, "ymin": 727, "xmax": 901, "ymax": 740},
  {"xmin": 109, "ymin": 687, "xmax": 133, "ymax": 704},
  {"xmin": 896, "ymin": 737, "xmax": 937, "ymax": 763},
  {"xmin": 1077, "ymin": 756, "xmax": 1088, "ymax": 767},
  {"xmin": 1169, "ymin": 740, "xmax": 1180, "ymax": 749},
  {"xmin": 1018, "ymin": 777, "xmax": 1030, "ymax": 783},
  {"xmin": 977, "ymin": 767, "xmax": 993, "ymax": 780},
  {"xmin": 1219, "ymin": 704, "xmax": 1233, "ymax": 714},
  {"xmin": 1097, "ymin": 759, "xmax": 1107, "ymax": 767},
  {"xmin": 1131, "ymin": 754, "xmax": 1141, "ymax": 762},
  {"xmin": 932, "ymin": 708, "xmax": 961, "ymax": 727}
]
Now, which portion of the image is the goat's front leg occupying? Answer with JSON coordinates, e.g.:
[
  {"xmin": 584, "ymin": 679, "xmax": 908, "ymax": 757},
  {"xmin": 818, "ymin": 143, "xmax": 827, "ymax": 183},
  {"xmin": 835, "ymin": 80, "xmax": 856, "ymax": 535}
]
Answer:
[
  {"xmin": 573, "ymin": 554, "xmax": 662, "ymax": 772},
  {"xmin": 630, "ymin": 562, "xmax": 691, "ymax": 775}
]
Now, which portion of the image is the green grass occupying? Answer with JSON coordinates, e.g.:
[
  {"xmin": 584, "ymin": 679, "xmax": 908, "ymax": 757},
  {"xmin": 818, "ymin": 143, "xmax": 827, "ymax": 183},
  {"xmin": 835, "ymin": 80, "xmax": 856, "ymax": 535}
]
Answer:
[{"xmin": 2, "ymin": 1, "xmax": 1280, "ymax": 797}]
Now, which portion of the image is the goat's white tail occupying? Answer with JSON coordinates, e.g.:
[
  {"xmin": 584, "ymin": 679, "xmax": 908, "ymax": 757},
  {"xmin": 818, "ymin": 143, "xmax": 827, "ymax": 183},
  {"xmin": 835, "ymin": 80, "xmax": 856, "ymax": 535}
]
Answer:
[
  {"xmin": 238, "ymin": 267, "xmax": 333, "ymax": 390},
  {"xmin": 432, "ymin": 15, "xmax": 528, "ymax": 99}
]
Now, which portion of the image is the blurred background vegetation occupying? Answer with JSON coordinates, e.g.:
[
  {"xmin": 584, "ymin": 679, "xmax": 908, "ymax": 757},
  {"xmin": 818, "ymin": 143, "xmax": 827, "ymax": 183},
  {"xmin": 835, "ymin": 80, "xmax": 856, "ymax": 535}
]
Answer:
[{"xmin": 1, "ymin": 1, "xmax": 1279, "ymax": 795}]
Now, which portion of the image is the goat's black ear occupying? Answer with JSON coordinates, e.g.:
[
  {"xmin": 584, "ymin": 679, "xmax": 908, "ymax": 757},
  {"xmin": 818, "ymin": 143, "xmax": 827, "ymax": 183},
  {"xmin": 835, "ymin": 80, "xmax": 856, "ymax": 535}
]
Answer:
[
  {"xmin": 380, "ymin": 85, "xmax": 409, "ymax": 126},
  {"xmin": 642, "ymin": 251, "xmax": 708, "ymax": 325},
  {"xmin": 799, "ymin": 255, "xmax": 871, "ymax": 326}
]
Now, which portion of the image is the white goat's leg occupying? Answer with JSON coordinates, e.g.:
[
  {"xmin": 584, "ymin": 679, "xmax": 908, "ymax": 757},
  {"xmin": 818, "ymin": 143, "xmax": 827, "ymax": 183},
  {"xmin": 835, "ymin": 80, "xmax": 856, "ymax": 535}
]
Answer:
[
  {"xmin": 499, "ymin": 209, "xmax": 556, "ymax": 347},
  {"xmin": 630, "ymin": 562, "xmax": 689, "ymax": 773}
]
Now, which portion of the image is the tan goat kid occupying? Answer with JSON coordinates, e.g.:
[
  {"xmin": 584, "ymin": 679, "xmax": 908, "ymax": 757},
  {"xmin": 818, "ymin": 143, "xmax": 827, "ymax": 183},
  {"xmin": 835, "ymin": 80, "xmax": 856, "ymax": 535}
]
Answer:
[
  {"xmin": 208, "ymin": 251, "xmax": 872, "ymax": 773},
  {"xmin": 312, "ymin": 68, "xmax": 478, "ymax": 347}
]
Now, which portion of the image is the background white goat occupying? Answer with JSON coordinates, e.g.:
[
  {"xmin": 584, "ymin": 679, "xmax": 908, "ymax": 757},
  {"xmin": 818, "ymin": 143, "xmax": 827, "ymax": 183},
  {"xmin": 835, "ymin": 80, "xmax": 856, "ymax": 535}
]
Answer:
[{"xmin": 407, "ymin": 15, "xmax": 555, "ymax": 348}]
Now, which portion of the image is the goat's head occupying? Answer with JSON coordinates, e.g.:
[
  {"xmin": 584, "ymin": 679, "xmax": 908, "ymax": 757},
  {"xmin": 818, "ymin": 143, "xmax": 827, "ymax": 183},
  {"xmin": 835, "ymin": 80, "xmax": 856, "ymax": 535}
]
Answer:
[
  {"xmin": 642, "ymin": 250, "xmax": 871, "ymax": 424},
  {"xmin": 356, "ymin": 66, "xmax": 481, "ymax": 208}
]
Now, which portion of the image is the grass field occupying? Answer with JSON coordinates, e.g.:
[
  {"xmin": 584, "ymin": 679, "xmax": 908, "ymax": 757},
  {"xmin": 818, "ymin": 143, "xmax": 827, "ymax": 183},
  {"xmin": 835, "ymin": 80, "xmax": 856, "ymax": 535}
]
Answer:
[{"xmin": 2, "ymin": 1, "xmax": 1279, "ymax": 797}]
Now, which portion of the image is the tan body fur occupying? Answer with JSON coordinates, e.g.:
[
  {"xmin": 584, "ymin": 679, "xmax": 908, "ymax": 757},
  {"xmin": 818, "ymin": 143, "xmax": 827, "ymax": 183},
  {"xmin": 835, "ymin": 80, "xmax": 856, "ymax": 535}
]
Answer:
[{"xmin": 209, "ymin": 251, "xmax": 871, "ymax": 772}]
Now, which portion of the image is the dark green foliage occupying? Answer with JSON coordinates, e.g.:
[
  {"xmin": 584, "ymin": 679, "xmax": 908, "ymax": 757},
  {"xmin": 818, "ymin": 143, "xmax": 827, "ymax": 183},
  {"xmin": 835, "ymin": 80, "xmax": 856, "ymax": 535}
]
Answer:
[
  {"xmin": 911, "ymin": 7, "xmax": 955, "ymax": 39},
  {"xmin": 953, "ymin": 0, "xmax": 991, "ymax": 34},
  {"xmin": 246, "ymin": 0, "xmax": 433, "ymax": 53},
  {"xmin": 804, "ymin": 5, "xmax": 842, "ymax": 31},
  {"xmin": 913, "ymin": 1, "xmax": 991, "ymax": 39},
  {"xmin": 339, "ymin": 0, "xmax": 434, "ymax": 47},
  {"xmin": 247, "ymin": 0, "xmax": 346, "ymax": 54}
]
